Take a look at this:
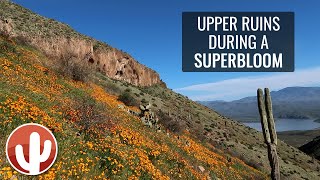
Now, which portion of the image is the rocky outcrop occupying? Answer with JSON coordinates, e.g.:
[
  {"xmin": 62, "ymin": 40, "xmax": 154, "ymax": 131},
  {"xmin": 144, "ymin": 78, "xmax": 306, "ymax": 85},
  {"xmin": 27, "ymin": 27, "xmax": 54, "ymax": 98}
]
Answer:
[
  {"xmin": 139, "ymin": 103, "xmax": 159, "ymax": 129},
  {"xmin": 0, "ymin": 1, "xmax": 163, "ymax": 87}
]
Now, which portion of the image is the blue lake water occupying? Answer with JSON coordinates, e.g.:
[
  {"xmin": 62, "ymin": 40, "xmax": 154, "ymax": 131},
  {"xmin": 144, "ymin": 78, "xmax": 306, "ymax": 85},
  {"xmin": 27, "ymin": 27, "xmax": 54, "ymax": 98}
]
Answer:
[{"xmin": 243, "ymin": 119, "xmax": 320, "ymax": 132}]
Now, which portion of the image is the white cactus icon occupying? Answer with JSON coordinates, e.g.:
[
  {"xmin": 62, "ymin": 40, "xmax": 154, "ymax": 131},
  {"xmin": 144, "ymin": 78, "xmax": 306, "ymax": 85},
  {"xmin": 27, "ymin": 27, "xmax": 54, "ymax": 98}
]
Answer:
[{"xmin": 15, "ymin": 132, "xmax": 52, "ymax": 175}]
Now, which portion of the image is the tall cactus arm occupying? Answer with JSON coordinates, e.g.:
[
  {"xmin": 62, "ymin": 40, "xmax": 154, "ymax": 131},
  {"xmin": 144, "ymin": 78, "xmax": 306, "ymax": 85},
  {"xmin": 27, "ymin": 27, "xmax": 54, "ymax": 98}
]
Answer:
[
  {"xmin": 39, "ymin": 140, "xmax": 52, "ymax": 162},
  {"xmin": 257, "ymin": 88, "xmax": 280, "ymax": 180},
  {"xmin": 257, "ymin": 88, "xmax": 271, "ymax": 144},
  {"xmin": 264, "ymin": 88, "xmax": 278, "ymax": 145},
  {"xmin": 15, "ymin": 145, "xmax": 30, "ymax": 171}
]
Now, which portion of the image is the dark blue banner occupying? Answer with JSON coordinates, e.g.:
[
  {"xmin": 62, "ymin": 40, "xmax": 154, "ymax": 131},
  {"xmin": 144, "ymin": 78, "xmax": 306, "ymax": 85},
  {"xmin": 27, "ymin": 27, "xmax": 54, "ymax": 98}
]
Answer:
[{"xmin": 182, "ymin": 12, "xmax": 294, "ymax": 72}]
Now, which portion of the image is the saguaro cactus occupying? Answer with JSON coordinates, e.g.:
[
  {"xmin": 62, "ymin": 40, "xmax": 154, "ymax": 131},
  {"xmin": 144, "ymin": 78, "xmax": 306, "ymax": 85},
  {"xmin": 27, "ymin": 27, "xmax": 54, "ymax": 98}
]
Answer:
[
  {"xmin": 15, "ymin": 132, "xmax": 52, "ymax": 175},
  {"xmin": 257, "ymin": 88, "xmax": 280, "ymax": 180}
]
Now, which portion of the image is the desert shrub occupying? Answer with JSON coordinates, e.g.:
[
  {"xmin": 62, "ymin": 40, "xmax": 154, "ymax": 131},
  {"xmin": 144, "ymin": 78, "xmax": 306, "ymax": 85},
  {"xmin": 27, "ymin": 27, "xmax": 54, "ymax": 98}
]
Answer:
[
  {"xmin": 141, "ymin": 98, "xmax": 147, "ymax": 104},
  {"xmin": 248, "ymin": 144, "xmax": 254, "ymax": 150},
  {"xmin": 225, "ymin": 149, "xmax": 264, "ymax": 171},
  {"xmin": 210, "ymin": 123, "xmax": 215, "ymax": 128},
  {"xmin": 204, "ymin": 127, "xmax": 212, "ymax": 132},
  {"xmin": 245, "ymin": 159, "xmax": 264, "ymax": 171},
  {"xmin": 14, "ymin": 35, "xmax": 30, "ymax": 46},
  {"xmin": 118, "ymin": 91, "xmax": 138, "ymax": 106},
  {"xmin": 0, "ymin": 40, "xmax": 16, "ymax": 53},
  {"xmin": 157, "ymin": 110, "xmax": 186, "ymax": 134},
  {"xmin": 65, "ymin": 96, "xmax": 112, "ymax": 139},
  {"xmin": 70, "ymin": 63, "xmax": 89, "ymax": 81},
  {"xmin": 192, "ymin": 124, "xmax": 207, "ymax": 142},
  {"xmin": 104, "ymin": 82, "xmax": 121, "ymax": 95},
  {"xmin": 56, "ymin": 53, "xmax": 91, "ymax": 82}
]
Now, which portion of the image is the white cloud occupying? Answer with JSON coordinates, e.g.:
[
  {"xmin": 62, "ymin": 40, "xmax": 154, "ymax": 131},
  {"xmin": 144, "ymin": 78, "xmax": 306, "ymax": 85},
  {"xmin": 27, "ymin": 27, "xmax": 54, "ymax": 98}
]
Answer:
[{"xmin": 175, "ymin": 67, "xmax": 320, "ymax": 101}]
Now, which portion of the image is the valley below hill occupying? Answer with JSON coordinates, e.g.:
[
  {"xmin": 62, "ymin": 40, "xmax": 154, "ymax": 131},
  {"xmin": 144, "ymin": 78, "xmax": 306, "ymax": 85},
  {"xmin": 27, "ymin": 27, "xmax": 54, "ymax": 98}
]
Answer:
[
  {"xmin": 278, "ymin": 129, "xmax": 320, "ymax": 148},
  {"xmin": 280, "ymin": 128, "xmax": 320, "ymax": 161}
]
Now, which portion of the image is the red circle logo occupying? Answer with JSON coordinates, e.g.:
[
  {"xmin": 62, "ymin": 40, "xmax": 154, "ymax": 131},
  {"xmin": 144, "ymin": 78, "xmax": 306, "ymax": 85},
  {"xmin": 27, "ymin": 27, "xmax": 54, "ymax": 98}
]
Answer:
[{"xmin": 6, "ymin": 123, "xmax": 58, "ymax": 175}]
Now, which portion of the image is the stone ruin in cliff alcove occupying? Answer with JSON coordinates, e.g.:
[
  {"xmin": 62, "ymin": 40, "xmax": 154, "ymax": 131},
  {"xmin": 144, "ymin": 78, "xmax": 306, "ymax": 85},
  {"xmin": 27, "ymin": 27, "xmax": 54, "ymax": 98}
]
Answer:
[
  {"xmin": 116, "ymin": 70, "xmax": 124, "ymax": 76},
  {"xmin": 88, "ymin": 57, "xmax": 94, "ymax": 64}
]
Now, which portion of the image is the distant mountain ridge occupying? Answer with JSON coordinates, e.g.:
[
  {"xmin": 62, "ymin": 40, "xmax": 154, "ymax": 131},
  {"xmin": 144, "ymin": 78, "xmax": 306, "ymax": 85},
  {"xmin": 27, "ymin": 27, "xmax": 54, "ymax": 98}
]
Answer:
[
  {"xmin": 237, "ymin": 87, "xmax": 320, "ymax": 102},
  {"xmin": 200, "ymin": 87, "xmax": 320, "ymax": 121}
]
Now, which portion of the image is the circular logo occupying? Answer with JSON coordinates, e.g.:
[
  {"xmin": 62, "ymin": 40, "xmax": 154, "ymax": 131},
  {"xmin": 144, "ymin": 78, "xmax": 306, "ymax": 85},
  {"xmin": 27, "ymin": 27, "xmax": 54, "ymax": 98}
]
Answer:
[{"xmin": 6, "ymin": 123, "xmax": 58, "ymax": 175}]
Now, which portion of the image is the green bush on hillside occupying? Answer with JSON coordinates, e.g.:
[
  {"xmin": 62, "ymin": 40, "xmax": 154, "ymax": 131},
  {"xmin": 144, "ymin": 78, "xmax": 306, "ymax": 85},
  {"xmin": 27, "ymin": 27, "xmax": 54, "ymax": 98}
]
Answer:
[
  {"xmin": 157, "ymin": 110, "xmax": 186, "ymax": 134},
  {"xmin": 0, "ymin": 40, "xmax": 16, "ymax": 53},
  {"xmin": 118, "ymin": 91, "xmax": 138, "ymax": 106}
]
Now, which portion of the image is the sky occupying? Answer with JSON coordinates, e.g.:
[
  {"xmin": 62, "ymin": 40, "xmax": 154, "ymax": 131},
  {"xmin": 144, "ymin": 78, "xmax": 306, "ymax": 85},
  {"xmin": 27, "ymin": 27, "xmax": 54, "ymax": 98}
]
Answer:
[{"xmin": 12, "ymin": 0, "xmax": 320, "ymax": 101}]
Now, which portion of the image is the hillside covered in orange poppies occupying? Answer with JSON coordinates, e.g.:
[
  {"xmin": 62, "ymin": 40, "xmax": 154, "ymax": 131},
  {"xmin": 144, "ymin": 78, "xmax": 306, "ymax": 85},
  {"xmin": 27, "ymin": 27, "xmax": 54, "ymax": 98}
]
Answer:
[{"xmin": 0, "ymin": 36, "xmax": 266, "ymax": 179}]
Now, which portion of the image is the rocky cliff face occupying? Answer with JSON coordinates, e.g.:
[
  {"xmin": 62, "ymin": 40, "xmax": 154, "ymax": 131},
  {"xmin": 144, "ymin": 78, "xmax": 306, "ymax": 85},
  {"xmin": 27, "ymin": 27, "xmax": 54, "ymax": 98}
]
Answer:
[{"xmin": 0, "ymin": 1, "xmax": 163, "ymax": 87}]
